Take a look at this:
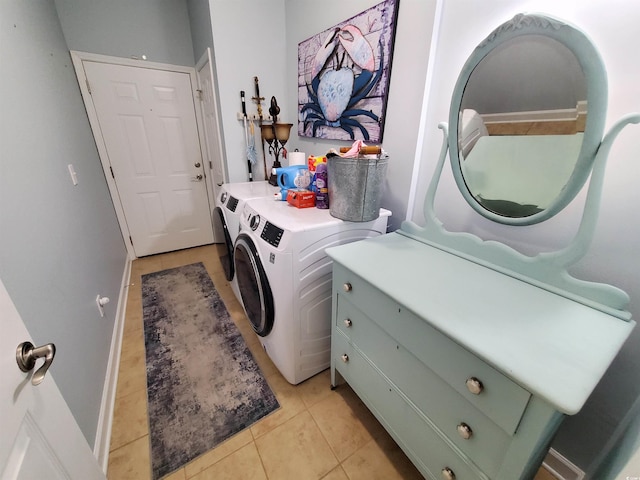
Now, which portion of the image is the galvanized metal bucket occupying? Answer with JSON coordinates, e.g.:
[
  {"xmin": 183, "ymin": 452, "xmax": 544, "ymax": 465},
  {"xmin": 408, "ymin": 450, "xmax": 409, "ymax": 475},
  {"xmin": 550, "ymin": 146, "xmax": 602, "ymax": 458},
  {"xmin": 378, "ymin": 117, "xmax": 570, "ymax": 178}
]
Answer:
[{"xmin": 327, "ymin": 155, "xmax": 388, "ymax": 222}]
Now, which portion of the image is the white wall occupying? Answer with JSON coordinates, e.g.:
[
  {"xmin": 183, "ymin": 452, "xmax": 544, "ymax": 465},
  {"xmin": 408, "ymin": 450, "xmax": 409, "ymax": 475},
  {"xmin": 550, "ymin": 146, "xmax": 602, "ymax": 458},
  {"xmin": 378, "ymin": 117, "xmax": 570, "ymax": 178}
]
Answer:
[
  {"xmin": 411, "ymin": 0, "xmax": 640, "ymax": 473},
  {"xmin": 209, "ymin": 0, "xmax": 288, "ymax": 183},
  {"xmin": 0, "ymin": 0, "xmax": 128, "ymax": 446},
  {"xmin": 284, "ymin": 0, "xmax": 437, "ymax": 232}
]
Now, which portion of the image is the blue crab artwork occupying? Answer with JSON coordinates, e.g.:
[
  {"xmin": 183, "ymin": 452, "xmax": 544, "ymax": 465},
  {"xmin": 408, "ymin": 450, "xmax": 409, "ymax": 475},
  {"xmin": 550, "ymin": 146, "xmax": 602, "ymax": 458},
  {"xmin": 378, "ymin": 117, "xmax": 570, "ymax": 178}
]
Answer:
[{"xmin": 301, "ymin": 25, "xmax": 384, "ymax": 141}]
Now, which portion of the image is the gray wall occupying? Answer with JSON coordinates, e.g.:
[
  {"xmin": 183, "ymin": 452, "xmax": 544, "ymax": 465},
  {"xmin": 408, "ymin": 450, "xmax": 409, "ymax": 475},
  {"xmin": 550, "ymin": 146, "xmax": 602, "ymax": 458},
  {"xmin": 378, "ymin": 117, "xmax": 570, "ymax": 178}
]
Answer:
[
  {"xmin": 284, "ymin": 0, "xmax": 437, "ymax": 232},
  {"xmin": 411, "ymin": 1, "xmax": 640, "ymax": 475},
  {"xmin": 186, "ymin": 0, "xmax": 214, "ymax": 63},
  {"xmin": 54, "ymin": 0, "xmax": 195, "ymax": 66},
  {"xmin": 0, "ymin": 0, "xmax": 127, "ymax": 445}
]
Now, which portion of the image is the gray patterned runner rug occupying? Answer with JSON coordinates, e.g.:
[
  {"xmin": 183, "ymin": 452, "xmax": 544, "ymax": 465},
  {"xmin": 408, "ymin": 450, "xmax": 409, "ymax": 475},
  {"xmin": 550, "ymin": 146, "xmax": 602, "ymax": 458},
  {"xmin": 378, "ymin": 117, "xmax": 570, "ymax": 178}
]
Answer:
[{"xmin": 142, "ymin": 262, "xmax": 279, "ymax": 479}]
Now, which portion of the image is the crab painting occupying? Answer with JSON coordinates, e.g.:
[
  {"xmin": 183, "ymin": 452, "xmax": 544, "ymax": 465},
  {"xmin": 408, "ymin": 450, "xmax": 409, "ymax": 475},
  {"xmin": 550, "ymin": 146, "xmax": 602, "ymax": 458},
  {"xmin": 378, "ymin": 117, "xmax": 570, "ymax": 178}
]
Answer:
[
  {"xmin": 301, "ymin": 25, "xmax": 384, "ymax": 140},
  {"xmin": 301, "ymin": 25, "xmax": 384, "ymax": 141},
  {"xmin": 297, "ymin": 0, "xmax": 399, "ymax": 142}
]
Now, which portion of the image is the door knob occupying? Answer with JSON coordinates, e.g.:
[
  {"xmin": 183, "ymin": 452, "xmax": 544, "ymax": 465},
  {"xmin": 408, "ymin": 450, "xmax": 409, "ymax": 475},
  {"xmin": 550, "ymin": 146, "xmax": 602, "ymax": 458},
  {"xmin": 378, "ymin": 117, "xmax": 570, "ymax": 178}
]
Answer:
[
  {"xmin": 194, "ymin": 162, "xmax": 201, "ymax": 168},
  {"xmin": 192, "ymin": 174, "xmax": 203, "ymax": 182},
  {"xmin": 16, "ymin": 341, "xmax": 56, "ymax": 386}
]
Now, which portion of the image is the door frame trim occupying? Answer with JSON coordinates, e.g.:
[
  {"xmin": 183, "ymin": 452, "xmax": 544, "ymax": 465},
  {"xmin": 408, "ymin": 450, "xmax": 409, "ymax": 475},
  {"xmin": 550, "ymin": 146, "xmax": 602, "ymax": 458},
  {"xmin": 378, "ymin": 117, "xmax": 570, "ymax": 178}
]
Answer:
[{"xmin": 70, "ymin": 50, "xmax": 213, "ymax": 259}]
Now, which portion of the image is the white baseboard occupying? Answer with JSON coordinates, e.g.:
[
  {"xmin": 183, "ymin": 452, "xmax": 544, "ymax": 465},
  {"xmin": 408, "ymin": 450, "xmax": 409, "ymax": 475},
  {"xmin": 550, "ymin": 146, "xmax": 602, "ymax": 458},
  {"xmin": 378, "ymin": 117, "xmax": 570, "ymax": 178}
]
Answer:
[
  {"xmin": 92, "ymin": 258, "xmax": 132, "ymax": 472},
  {"xmin": 543, "ymin": 448, "xmax": 585, "ymax": 480}
]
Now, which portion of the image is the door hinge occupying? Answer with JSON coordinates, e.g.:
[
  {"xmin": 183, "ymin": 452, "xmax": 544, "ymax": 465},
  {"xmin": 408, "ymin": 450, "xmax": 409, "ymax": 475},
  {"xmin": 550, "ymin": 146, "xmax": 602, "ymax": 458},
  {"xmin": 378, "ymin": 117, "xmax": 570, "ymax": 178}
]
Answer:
[
  {"xmin": 196, "ymin": 89, "xmax": 203, "ymax": 100},
  {"xmin": 109, "ymin": 166, "xmax": 114, "ymax": 179},
  {"xmin": 209, "ymin": 161, "xmax": 212, "ymax": 170},
  {"xmin": 129, "ymin": 236, "xmax": 134, "ymax": 247},
  {"xmin": 85, "ymin": 79, "xmax": 92, "ymax": 95}
]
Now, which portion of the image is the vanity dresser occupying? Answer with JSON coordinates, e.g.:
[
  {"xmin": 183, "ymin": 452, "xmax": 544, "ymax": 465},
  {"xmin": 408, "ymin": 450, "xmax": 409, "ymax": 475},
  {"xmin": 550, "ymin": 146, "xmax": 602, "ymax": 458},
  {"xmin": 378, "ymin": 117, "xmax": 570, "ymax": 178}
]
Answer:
[{"xmin": 327, "ymin": 14, "xmax": 639, "ymax": 480}]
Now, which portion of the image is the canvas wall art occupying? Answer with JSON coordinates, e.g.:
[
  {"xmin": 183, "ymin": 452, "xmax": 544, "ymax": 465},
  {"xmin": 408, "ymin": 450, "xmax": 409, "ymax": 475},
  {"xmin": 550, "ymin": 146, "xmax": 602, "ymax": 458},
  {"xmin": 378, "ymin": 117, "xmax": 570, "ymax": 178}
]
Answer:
[{"xmin": 298, "ymin": 0, "xmax": 400, "ymax": 143}]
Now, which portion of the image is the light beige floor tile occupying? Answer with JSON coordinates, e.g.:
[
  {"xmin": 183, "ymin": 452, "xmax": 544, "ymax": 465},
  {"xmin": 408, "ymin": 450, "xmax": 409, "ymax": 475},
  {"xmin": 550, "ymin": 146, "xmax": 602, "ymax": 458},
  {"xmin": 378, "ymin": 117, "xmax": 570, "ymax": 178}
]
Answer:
[
  {"xmin": 125, "ymin": 277, "xmax": 142, "ymax": 299},
  {"xmin": 297, "ymin": 368, "xmax": 333, "ymax": 409},
  {"xmin": 109, "ymin": 388, "xmax": 149, "ymax": 451},
  {"xmin": 340, "ymin": 430, "xmax": 422, "ymax": 480},
  {"xmin": 161, "ymin": 249, "xmax": 201, "ymax": 271},
  {"xmin": 123, "ymin": 296, "xmax": 143, "ymax": 334},
  {"xmin": 255, "ymin": 410, "xmax": 338, "ymax": 480},
  {"xmin": 184, "ymin": 429, "xmax": 253, "ymax": 478},
  {"xmin": 309, "ymin": 385, "xmax": 385, "ymax": 462},
  {"xmin": 135, "ymin": 255, "xmax": 164, "ymax": 275},
  {"xmin": 115, "ymin": 354, "xmax": 147, "ymax": 399},
  {"xmin": 321, "ymin": 465, "xmax": 350, "ymax": 480},
  {"xmin": 107, "ymin": 435, "xmax": 151, "ymax": 480},
  {"xmin": 119, "ymin": 323, "xmax": 144, "ymax": 359},
  {"xmin": 250, "ymin": 372, "xmax": 306, "ymax": 438},
  {"xmin": 246, "ymin": 340, "xmax": 280, "ymax": 379},
  {"xmin": 190, "ymin": 442, "xmax": 267, "ymax": 480},
  {"xmin": 129, "ymin": 261, "xmax": 145, "ymax": 279},
  {"xmin": 164, "ymin": 467, "xmax": 186, "ymax": 480},
  {"xmin": 116, "ymin": 330, "xmax": 147, "ymax": 399}
]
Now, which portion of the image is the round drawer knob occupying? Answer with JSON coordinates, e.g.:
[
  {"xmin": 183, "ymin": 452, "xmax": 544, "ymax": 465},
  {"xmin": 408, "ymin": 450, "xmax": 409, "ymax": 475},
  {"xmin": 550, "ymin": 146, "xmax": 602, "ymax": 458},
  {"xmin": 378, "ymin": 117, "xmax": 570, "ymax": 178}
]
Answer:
[
  {"xmin": 341, "ymin": 354, "xmax": 349, "ymax": 363},
  {"xmin": 457, "ymin": 422, "xmax": 473, "ymax": 439},
  {"xmin": 344, "ymin": 318, "xmax": 352, "ymax": 327},
  {"xmin": 441, "ymin": 467, "xmax": 456, "ymax": 480},
  {"xmin": 343, "ymin": 283, "xmax": 352, "ymax": 292},
  {"xmin": 465, "ymin": 377, "xmax": 484, "ymax": 395}
]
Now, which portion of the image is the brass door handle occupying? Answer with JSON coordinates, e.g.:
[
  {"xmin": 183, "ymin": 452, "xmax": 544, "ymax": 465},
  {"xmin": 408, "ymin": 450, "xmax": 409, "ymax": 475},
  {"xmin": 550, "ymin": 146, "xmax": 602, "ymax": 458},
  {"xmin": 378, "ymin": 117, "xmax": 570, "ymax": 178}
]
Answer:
[{"xmin": 16, "ymin": 341, "xmax": 56, "ymax": 386}]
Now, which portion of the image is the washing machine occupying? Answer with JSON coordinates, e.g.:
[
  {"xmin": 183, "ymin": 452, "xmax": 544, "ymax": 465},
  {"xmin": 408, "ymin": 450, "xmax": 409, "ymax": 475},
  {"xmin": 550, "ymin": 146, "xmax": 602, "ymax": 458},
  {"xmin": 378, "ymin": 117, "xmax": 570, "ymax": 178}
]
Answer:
[
  {"xmin": 212, "ymin": 181, "xmax": 279, "ymax": 296},
  {"xmin": 233, "ymin": 198, "xmax": 391, "ymax": 384}
]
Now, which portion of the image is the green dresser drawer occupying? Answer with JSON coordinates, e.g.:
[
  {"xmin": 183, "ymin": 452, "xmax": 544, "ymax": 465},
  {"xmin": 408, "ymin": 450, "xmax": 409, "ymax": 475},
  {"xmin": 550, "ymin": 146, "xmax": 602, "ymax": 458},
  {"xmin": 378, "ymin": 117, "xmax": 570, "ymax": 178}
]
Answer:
[
  {"xmin": 336, "ymin": 295, "xmax": 509, "ymax": 477},
  {"xmin": 333, "ymin": 332, "xmax": 486, "ymax": 480},
  {"xmin": 334, "ymin": 264, "xmax": 531, "ymax": 436}
]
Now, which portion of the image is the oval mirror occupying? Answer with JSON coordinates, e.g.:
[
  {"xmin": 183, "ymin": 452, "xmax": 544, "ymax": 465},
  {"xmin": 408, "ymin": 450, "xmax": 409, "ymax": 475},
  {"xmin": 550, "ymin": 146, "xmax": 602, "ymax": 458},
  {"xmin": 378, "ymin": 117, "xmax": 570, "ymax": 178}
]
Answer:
[{"xmin": 448, "ymin": 14, "xmax": 607, "ymax": 225}]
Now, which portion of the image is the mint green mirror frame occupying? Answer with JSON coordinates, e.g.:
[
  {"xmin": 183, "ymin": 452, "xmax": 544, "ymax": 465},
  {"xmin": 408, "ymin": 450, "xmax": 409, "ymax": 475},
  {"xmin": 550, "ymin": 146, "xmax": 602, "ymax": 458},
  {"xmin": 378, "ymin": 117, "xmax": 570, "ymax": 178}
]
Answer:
[
  {"xmin": 401, "ymin": 13, "xmax": 639, "ymax": 319},
  {"xmin": 449, "ymin": 13, "xmax": 606, "ymax": 226}
]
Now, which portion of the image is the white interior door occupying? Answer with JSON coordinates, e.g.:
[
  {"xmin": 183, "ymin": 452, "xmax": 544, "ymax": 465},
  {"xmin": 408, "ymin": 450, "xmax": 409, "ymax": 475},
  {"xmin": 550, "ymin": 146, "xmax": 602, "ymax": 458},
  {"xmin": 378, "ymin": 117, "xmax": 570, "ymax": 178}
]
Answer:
[
  {"xmin": 196, "ymin": 48, "xmax": 227, "ymax": 244},
  {"xmin": 0, "ymin": 277, "xmax": 105, "ymax": 479},
  {"xmin": 82, "ymin": 60, "xmax": 213, "ymax": 257}
]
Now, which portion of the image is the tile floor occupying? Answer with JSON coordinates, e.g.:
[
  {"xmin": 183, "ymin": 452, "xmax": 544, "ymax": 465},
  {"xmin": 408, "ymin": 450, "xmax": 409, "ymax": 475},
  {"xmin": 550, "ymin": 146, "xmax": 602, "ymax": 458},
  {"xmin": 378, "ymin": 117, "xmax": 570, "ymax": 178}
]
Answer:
[{"xmin": 106, "ymin": 244, "xmax": 555, "ymax": 480}]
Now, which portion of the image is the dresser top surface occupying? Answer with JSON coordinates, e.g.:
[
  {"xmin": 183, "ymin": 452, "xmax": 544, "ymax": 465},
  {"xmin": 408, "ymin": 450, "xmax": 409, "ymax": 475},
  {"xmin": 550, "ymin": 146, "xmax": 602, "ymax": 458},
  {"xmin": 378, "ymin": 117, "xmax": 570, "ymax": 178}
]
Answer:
[{"xmin": 326, "ymin": 232, "xmax": 635, "ymax": 414}]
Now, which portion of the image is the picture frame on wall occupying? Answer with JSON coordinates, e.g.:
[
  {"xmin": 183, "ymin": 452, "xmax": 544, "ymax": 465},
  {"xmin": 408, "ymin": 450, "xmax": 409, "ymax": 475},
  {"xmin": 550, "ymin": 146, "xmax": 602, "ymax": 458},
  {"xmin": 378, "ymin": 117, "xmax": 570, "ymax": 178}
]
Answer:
[{"xmin": 297, "ymin": 0, "xmax": 400, "ymax": 143}]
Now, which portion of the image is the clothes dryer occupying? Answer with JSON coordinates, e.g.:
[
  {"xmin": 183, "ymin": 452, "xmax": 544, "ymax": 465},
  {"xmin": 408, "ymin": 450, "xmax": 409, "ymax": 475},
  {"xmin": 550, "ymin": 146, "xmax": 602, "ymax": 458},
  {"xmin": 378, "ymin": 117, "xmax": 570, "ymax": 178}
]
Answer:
[
  {"xmin": 212, "ymin": 182, "xmax": 278, "ymax": 294},
  {"xmin": 233, "ymin": 198, "xmax": 390, "ymax": 384}
]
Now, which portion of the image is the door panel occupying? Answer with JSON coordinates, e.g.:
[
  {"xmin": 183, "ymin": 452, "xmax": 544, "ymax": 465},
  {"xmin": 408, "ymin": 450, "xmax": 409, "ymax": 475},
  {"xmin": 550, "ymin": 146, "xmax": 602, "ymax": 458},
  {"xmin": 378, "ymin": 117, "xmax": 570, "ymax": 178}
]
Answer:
[
  {"xmin": 83, "ymin": 61, "xmax": 213, "ymax": 257},
  {"xmin": 196, "ymin": 49, "xmax": 227, "ymax": 242}
]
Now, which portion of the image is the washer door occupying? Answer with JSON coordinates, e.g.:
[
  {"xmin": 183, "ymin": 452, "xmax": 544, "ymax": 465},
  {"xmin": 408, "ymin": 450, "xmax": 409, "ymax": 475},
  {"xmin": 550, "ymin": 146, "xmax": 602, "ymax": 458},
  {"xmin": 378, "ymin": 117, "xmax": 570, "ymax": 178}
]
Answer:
[
  {"xmin": 234, "ymin": 233, "xmax": 274, "ymax": 337},
  {"xmin": 213, "ymin": 207, "xmax": 234, "ymax": 281}
]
